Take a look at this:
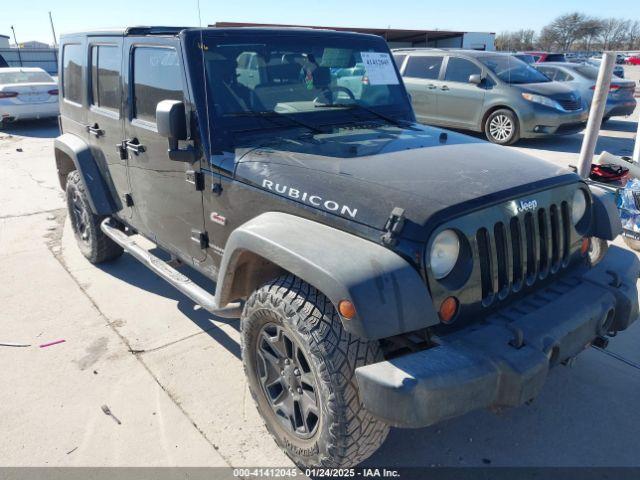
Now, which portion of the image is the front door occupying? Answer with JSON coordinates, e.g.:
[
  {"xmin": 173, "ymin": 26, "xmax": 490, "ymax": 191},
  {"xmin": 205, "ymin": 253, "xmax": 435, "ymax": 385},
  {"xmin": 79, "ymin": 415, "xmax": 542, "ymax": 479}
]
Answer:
[
  {"xmin": 123, "ymin": 38, "xmax": 206, "ymax": 262},
  {"xmin": 437, "ymin": 56, "xmax": 486, "ymax": 129}
]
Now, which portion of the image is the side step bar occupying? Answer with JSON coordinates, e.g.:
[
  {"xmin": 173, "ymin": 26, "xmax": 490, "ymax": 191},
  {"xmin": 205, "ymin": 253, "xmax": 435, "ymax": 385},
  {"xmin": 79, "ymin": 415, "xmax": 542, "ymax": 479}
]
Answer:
[{"xmin": 100, "ymin": 219, "xmax": 242, "ymax": 319}]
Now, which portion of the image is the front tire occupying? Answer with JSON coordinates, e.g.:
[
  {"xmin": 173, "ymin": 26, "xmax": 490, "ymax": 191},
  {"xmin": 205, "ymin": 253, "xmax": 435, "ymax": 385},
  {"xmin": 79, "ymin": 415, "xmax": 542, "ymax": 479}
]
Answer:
[
  {"xmin": 65, "ymin": 170, "xmax": 123, "ymax": 264},
  {"xmin": 241, "ymin": 275, "xmax": 389, "ymax": 468},
  {"xmin": 484, "ymin": 109, "xmax": 520, "ymax": 145}
]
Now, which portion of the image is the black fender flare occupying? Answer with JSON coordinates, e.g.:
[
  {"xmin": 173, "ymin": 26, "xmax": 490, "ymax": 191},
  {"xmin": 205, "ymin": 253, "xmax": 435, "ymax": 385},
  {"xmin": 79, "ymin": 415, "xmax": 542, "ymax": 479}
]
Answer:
[
  {"xmin": 216, "ymin": 212, "xmax": 439, "ymax": 340},
  {"xmin": 589, "ymin": 185, "xmax": 622, "ymax": 240},
  {"xmin": 54, "ymin": 133, "xmax": 118, "ymax": 215}
]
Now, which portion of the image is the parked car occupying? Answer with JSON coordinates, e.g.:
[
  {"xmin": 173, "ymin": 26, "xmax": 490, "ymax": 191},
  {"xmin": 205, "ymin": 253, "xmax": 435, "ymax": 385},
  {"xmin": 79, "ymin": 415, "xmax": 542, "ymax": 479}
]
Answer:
[
  {"xmin": 586, "ymin": 58, "xmax": 625, "ymax": 78},
  {"xmin": 626, "ymin": 55, "xmax": 640, "ymax": 65},
  {"xmin": 0, "ymin": 67, "xmax": 59, "ymax": 127},
  {"xmin": 56, "ymin": 26, "xmax": 640, "ymax": 468},
  {"xmin": 520, "ymin": 51, "xmax": 566, "ymax": 63},
  {"xmin": 534, "ymin": 62, "xmax": 637, "ymax": 122},
  {"xmin": 393, "ymin": 49, "xmax": 587, "ymax": 145},
  {"xmin": 0, "ymin": 53, "xmax": 8, "ymax": 68},
  {"xmin": 513, "ymin": 53, "xmax": 535, "ymax": 64}
]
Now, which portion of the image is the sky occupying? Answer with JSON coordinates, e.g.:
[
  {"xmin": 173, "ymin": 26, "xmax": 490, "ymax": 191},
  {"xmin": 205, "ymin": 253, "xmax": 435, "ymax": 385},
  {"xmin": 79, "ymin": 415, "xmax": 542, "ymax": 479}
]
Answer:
[{"xmin": 4, "ymin": 0, "xmax": 640, "ymax": 45}]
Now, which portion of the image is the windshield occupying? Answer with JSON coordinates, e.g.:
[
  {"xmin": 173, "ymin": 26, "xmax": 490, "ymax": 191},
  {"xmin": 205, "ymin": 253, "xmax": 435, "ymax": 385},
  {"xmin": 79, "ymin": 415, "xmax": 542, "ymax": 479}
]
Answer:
[
  {"xmin": 574, "ymin": 65, "xmax": 599, "ymax": 80},
  {"xmin": 186, "ymin": 31, "xmax": 412, "ymax": 138},
  {"xmin": 479, "ymin": 55, "xmax": 551, "ymax": 84},
  {"xmin": 0, "ymin": 70, "xmax": 54, "ymax": 84}
]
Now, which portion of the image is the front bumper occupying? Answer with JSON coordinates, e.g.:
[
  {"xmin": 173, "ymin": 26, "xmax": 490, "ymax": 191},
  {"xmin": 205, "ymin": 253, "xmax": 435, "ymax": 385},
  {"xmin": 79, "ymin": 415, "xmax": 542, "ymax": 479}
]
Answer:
[
  {"xmin": 1, "ymin": 102, "xmax": 59, "ymax": 122},
  {"xmin": 604, "ymin": 99, "xmax": 637, "ymax": 118},
  {"xmin": 519, "ymin": 104, "xmax": 589, "ymax": 138},
  {"xmin": 356, "ymin": 245, "xmax": 640, "ymax": 428}
]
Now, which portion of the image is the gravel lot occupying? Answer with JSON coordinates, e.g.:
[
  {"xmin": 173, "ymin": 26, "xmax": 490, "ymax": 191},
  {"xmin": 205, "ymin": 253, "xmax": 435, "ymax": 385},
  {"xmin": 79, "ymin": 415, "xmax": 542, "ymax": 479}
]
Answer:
[{"xmin": 1, "ymin": 66, "xmax": 639, "ymax": 468}]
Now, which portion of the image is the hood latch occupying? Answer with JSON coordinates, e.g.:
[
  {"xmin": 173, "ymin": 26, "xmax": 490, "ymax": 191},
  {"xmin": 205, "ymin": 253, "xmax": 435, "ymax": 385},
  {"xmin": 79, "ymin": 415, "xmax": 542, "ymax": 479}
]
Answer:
[{"xmin": 381, "ymin": 207, "xmax": 405, "ymax": 247}]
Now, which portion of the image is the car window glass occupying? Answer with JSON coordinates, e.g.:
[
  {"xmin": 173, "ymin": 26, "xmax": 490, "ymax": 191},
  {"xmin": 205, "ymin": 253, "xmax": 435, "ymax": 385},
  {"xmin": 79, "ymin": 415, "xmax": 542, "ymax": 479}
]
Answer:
[
  {"xmin": 392, "ymin": 54, "xmax": 407, "ymax": 69},
  {"xmin": 132, "ymin": 47, "xmax": 183, "ymax": 123},
  {"xmin": 0, "ymin": 70, "xmax": 53, "ymax": 83},
  {"xmin": 403, "ymin": 56, "xmax": 443, "ymax": 80},
  {"xmin": 444, "ymin": 57, "xmax": 481, "ymax": 83},
  {"xmin": 63, "ymin": 43, "xmax": 83, "ymax": 104},
  {"xmin": 553, "ymin": 70, "xmax": 573, "ymax": 81},
  {"xmin": 536, "ymin": 66, "xmax": 555, "ymax": 79},
  {"xmin": 91, "ymin": 45, "xmax": 120, "ymax": 113}
]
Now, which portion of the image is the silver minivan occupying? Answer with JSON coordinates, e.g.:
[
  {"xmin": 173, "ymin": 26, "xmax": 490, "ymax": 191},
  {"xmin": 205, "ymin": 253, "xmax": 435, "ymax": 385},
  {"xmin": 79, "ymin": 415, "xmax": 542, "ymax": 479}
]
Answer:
[{"xmin": 393, "ymin": 49, "xmax": 589, "ymax": 145}]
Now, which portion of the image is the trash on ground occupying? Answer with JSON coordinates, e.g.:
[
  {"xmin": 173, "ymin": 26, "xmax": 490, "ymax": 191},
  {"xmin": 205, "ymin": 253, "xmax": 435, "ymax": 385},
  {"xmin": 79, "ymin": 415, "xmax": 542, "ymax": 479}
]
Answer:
[
  {"xmin": 101, "ymin": 404, "xmax": 122, "ymax": 425},
  {"xmin": 39, "ymin": 339, "xmax": 66, "ymax": 348},
  {"xmin": 0, "ymin": 342, "xmax": 31, "ymax": 347}
]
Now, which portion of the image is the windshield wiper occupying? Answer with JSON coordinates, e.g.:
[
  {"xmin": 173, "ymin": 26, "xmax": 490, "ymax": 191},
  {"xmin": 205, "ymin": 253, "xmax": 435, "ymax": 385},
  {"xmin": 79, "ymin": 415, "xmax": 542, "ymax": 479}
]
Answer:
[
  {"xmin": 227, "ymin": 110, "xmax": 325, "ymax": 134},
  {"xmin": 315, "ymin": 102, "xmax": 411, "ymax": 129}
]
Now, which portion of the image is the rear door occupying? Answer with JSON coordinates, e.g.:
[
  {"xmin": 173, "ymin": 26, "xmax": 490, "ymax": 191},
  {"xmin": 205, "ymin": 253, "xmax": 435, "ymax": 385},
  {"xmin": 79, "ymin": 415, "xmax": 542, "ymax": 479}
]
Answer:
[
  {"xmin": 122, "ymin": 37, "xmax": 206, "ymax": 261},
  {"xmin": 85, "ymin": 37, "xmax": 131, "ymax": 219},
  {"xmin": 401, "ymin": 54, "xmax": 445, "ymax": 124},
  {"xmin": 437, "ymin": 56, "xmax": 485, "ymax": 129}
]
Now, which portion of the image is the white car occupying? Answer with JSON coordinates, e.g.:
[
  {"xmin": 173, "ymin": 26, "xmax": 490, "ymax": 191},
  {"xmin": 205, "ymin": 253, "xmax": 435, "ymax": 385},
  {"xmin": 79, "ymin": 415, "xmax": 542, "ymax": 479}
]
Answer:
[{"xmin": 0, "ymin": 67, "xmax": 59, "ymax": 127}]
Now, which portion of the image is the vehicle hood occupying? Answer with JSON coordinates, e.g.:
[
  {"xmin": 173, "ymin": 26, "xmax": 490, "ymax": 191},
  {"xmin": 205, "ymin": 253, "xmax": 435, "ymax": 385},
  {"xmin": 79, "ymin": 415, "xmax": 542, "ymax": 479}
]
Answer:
[
  {"xmin": 234, "ymin": 123, "xmax": 577, "ymax": 241},
  {"xmin": 511, "ymin": 81, "xmax": 577, "ymax": 99}
]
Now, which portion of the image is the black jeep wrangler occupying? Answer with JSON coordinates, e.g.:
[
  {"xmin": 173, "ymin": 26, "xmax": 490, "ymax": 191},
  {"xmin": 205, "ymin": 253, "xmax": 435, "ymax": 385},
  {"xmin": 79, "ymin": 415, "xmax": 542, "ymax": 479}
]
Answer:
[{"xmin": 54, "ymin": 26, "xmax": 639, "ymax": 468}]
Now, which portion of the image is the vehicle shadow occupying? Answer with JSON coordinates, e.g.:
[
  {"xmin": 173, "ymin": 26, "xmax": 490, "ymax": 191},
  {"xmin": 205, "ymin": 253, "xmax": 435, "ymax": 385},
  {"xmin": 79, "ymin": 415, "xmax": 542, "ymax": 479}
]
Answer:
[
  {"xmin": 96, "ymin": 249, "xmax": 241, "ymax": 359},
  {"xmin": 515, "ymin": 132, "xmax": 635, "ymax": 157},
  {"xmin": 602, "ymin": 119, "xmax": 638, "ymax": 133},
  {"xmin": 1, "ymin": 118, "xmax": 60, "ymax": 138},
  {"xmin": 364, "ymin": 337, "xmax": 640, "ymax": 467}
]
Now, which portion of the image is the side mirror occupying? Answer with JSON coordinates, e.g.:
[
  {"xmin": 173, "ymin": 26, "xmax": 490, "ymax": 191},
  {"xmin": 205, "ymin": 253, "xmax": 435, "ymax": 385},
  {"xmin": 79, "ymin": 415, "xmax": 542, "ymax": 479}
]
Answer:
[
  {"xmin": 156, "ymin": 100, "xmax": 195, "ymax": 162},
  {"xmin": 468, "ymin": 74, "xmax": 482, "ymax": 85}
]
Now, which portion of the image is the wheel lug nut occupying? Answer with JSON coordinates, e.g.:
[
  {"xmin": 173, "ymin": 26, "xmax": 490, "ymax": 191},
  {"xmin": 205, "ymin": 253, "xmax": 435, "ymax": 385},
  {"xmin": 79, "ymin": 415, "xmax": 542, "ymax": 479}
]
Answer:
[
  {"xmin": 280, "ymin": 371, "xmax": 284, "ymax": 376},
  {"xmin": 285, "ymin": 359, "xmax": 290, "ymax": 365},
  {"xmin": 293, "ymin": 368, "xmax": 300, "ymax": 376},
  {"xmin": 297, "ymin": 387, "xmax": 302, "ymax": 394}
]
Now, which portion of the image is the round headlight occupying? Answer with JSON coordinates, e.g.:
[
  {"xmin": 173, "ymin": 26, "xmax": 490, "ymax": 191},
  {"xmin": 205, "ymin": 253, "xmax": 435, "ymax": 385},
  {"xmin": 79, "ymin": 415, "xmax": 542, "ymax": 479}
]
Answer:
[
  {"xmin": 430, "ymin": 229, "xmax": 460, "ymax": 280},
  {"xmin": 572, "ymin": 189, "xmax": 588, "ymax": 226}
]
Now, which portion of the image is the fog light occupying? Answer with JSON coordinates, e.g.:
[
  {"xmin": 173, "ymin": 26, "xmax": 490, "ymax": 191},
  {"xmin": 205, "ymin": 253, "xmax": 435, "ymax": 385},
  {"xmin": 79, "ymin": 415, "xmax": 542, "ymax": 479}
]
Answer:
[
  {"xmin": 581, "ymin": 237, "xmax": 590, "ymax": 256},
  {"xmin": 438, "ymin": 296, "xmax": 459, "ymax": 323},
  {"xmin": 338, "ymin": 300, "xmax": 356, "ymax": 319}
]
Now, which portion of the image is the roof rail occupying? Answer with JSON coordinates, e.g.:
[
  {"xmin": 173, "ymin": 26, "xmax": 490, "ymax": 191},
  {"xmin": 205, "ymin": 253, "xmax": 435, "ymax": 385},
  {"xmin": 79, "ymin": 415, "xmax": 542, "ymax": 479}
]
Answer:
[{"xmin": 124, "ymin": 26, "xmax": 191, "ymax": 36}]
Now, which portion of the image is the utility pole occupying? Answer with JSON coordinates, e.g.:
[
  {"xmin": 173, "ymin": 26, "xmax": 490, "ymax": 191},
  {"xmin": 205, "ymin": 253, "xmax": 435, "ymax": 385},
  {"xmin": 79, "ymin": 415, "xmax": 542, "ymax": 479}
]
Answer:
[
  {"xmin": 577, "ymin": 52, "xmax": 616, "ymax": 178},
  {"xmin": 48, "ymin": 12, "xmax": 57, "ymax": 48},
  {"xmin": 10, "ymin": 25, "xmax": 23, "ymax": 67}
]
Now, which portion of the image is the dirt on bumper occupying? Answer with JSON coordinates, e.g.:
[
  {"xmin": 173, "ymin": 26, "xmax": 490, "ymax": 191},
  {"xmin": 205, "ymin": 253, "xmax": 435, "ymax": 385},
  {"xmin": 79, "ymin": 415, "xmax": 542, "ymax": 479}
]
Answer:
[{"xmin": 356, "ymin": 245, "xmax": 640, "ymax": 428}]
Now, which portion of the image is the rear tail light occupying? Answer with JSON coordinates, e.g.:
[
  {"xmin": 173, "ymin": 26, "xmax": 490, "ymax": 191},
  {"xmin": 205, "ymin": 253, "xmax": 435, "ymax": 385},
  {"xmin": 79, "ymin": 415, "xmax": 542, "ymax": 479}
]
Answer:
[
  {"xmin": 0, "ymin": 91, "xmax": 18, "ymax": 99},
  {"xmin": 589, "ymin": 85, "xmax": 621, "ymax": 92},
  {"xmin": 362, "ymin": 75, "xmax": 369, "ymax": 85},
  {"xmin": 48, "ymin": 89, "xmax": 59, "ymax": 96}
]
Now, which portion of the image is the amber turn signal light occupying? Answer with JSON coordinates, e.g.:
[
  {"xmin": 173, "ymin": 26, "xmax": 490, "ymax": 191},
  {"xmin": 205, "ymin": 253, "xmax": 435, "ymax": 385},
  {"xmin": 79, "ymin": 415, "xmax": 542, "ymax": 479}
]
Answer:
[
  {"xmin": 439, "ymin": 296, "xmax": 459, "ymax": 323},
  {"xmin": 338, "ymin": 300, "xmax": 356, "ymax": 319},
  {"xmin": 581, "ymin": 237, "xmax": 590, "ymax": 256}
]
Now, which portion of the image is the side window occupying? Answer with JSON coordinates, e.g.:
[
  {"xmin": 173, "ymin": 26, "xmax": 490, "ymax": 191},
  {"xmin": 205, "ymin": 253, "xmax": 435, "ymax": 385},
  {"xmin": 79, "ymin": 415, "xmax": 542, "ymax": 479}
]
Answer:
[
  {"xmin": 132, "ymin": 47, "xmax": 183, "ymax": 123},
  {"xmin": 403, "ymin": 56, "xmax": 443, "ymax": 80},
  {"xmin": 443, "ymin": 57, "xmax": 481, "ymax": 83},
  {"xmin": 536, "ymin": 67, "xmax": 554, "ymax": 80},
  {"xmin": 90, "ymin": 45, "xmax": 120, "ymax": 113},
  {"xmin": 62, "ymin": 43, "xmax": 83, "ymax": 104},
  {"xmin": 392, "ymin": 53, "xmax": 407, "ymax": 70},
  {"xmin": 554, "ymin": 70, "xmax": 573, "ymax": 81}
]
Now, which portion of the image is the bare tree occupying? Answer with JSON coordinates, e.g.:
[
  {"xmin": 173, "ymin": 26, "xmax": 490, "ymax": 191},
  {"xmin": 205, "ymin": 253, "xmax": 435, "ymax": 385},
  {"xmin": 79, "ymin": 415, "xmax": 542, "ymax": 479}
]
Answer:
[{"xmin": 600, "ymin": 18, "xmax": 630, "ymax": 50}]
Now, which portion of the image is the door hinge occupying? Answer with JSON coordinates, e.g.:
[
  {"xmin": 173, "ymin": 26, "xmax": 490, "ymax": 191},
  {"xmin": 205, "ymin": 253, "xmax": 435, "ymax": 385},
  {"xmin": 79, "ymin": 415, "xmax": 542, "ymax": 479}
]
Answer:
[
  {"xmin": 123, "ymin": 193, "xmax": 134, "ymax": 207},
  {"xmin": 185, "ymin": 170, "xmax": 204, "ymax": 191},
  {"xmin": 381, "ymin": 207, "xmax": 405, "ymax": 247},
  {"xmin": 191, "ymin": 230, "xmax": 209, "ymax": 250}
]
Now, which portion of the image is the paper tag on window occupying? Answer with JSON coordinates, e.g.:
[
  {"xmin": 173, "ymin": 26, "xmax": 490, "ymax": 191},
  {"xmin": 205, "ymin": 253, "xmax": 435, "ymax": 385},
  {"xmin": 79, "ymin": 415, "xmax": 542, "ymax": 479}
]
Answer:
[{"xmin": 360, "ymin": 52, "xmax": 399, "ymax": 85}]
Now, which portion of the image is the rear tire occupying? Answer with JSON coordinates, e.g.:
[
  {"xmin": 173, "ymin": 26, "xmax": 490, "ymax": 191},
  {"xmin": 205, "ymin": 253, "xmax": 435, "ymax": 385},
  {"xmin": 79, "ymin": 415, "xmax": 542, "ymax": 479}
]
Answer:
[
  {"xmin": 65, "ymin": 170, "xmax": 123, "ymax": 264},
  {"xmin": 484, "ymin": 109, "xmax": 520, "ymax": 145},
  {"xmin": 241, "ymin": 275, "xmax": 389, "ymax": 468}
]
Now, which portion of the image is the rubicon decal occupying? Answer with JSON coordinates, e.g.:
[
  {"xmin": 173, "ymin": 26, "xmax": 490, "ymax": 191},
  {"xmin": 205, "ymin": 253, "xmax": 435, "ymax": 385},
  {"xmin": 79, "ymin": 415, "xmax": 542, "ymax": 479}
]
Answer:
[{"xmin": 262, "ymin": 179, "xmax": 358, "ymax": 219}]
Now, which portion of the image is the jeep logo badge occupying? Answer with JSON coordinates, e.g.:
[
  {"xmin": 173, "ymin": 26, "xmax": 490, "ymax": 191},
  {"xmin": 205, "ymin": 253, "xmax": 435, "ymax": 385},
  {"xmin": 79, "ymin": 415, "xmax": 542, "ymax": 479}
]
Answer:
[{"xmin": 518, "ymin": 199, "xmax": 538, "ymax": 213}]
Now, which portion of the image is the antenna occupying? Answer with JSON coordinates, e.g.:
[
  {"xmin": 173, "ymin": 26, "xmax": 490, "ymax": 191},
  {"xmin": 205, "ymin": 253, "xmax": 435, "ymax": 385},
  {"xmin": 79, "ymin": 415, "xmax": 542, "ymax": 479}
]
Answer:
[
  {"xmin": 48, "ymin": 11, "xmax": 57, "ymax": 48},
  {"xmin": 196, "ymin": 0, "xmax": 215, "ymax": 164}
]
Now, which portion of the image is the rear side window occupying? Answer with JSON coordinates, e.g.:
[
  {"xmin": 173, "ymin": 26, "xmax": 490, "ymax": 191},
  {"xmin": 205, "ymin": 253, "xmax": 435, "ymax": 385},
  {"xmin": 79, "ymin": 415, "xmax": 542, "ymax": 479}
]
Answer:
[
  {"xmin": 403, "ymin": 56, "xmax": 443, "ymax": 80},
  {"xmin": 444, "ymin": 57, "xmax": 481, "ymax": 83},
  {"xmin": 132, "ymin": 47, "xmax": 183, "ymax": 123},
  {"xmin": 62, "ymin": 43, "xmax": 83, "ymax": 104},
  {"xmin": 546, "ymin": 54, "xmax": 566, "ymax": 62},
  {"xmin": 91, "ymin": 45, "xmax": 120, "ymax": 113}
]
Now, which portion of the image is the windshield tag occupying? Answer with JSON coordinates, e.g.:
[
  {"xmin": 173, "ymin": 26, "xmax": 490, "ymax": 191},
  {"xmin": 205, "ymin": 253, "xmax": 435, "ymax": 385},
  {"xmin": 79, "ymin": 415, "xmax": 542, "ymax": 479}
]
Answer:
[{"xmin": 360, "ymin": 52, "xmax": 399, "ymax": 86}]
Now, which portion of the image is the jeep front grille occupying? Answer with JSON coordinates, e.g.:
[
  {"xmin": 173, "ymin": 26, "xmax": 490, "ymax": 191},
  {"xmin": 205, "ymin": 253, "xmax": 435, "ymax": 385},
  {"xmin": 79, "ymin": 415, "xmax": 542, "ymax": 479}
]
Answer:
[{"xmin": 475, "ymin": 202, "xmax": 572, "ymax": 306}]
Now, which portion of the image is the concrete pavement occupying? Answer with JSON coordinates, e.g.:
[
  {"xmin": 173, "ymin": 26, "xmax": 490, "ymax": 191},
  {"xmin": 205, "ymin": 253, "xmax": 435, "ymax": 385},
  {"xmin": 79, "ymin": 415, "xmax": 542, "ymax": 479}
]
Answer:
[{"xmin": 1, "ymin": 69, "xmax": 639, "ymax": 467}]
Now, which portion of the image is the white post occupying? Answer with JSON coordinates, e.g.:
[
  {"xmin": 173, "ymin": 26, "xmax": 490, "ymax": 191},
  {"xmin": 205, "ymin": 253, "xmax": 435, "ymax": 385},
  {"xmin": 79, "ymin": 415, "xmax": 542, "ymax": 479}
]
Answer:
[
  {"xmin": 577, "ymin": 52, "xmax": 616, "ymax": 178},
  {"xmin": 633, "ymin": 115, "xmax": 640, "ymax": 163}
]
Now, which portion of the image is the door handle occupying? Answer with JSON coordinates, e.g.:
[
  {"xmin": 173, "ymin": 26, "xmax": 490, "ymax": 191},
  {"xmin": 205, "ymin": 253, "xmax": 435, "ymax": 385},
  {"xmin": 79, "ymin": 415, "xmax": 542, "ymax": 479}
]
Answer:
[
  {"xmin": 124, "ymin": 138, "xmax": 146, "ymax": 155},
  {"xmin": 440, "ymin": 85, "xmax": 450, "ymax": 91},
  {"xmin": 426, "ymin": 84, "xmax": 437, "ymax": 90},
  {"xmin": 86, "ymin": 123, "xmax": 104, "ymax": 137}
]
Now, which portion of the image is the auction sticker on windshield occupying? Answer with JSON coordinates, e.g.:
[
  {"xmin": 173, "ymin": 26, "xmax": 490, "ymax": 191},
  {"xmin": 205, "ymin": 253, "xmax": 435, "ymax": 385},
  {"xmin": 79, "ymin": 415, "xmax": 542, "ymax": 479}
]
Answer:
[{"xmin": 360, "ymin": 52, "xmax": 399, "ymax": 85}]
